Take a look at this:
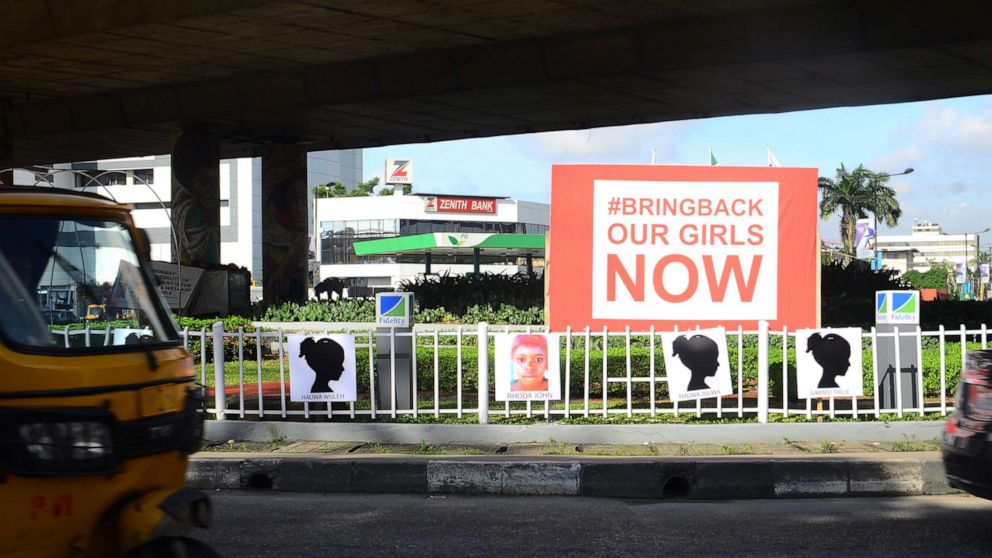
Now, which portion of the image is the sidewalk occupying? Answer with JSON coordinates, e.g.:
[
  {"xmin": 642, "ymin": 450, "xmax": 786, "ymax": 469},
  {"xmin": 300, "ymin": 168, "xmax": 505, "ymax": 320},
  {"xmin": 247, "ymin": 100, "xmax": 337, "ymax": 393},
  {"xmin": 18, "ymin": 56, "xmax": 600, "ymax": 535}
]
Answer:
[{"xmin": 187, "ymin": 421, "xmax": 956, "ymax": 500}]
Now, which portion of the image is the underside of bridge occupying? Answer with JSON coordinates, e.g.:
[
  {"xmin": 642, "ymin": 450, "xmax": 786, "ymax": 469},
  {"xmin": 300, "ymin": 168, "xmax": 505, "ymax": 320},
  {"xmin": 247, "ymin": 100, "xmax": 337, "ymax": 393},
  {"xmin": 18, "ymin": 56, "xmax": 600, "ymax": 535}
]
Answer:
[{"xmin": 2, "ymin": 0, "xmax": 992, "ymax": 166}]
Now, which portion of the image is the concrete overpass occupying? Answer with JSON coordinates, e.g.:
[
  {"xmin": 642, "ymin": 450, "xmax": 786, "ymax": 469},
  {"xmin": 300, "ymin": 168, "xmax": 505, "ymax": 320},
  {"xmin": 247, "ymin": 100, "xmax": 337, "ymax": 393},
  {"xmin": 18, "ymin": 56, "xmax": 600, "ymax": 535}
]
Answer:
[
  {"xmin": 2, "ymin": 0, "xmax": 991, "ymax": 302},
  {"xmin": 3, "ymin": 0, "xmax": 992, "ymax": 165}
]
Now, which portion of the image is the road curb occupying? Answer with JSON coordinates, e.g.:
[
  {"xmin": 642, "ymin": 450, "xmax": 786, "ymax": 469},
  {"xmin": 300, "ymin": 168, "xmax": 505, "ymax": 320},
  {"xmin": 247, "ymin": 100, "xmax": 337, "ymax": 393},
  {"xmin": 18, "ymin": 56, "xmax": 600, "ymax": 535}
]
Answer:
[{"xmin": 187, "ymin": 455, "xmax": 957, "ymax": 500}]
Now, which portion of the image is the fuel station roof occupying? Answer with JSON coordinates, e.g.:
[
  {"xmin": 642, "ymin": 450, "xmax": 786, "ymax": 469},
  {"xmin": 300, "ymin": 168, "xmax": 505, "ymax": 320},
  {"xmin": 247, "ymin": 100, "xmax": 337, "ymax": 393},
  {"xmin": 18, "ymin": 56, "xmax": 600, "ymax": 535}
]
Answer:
[{"xmin": 353, "ymin": 233, "xmax": 545, "ymax": 257}]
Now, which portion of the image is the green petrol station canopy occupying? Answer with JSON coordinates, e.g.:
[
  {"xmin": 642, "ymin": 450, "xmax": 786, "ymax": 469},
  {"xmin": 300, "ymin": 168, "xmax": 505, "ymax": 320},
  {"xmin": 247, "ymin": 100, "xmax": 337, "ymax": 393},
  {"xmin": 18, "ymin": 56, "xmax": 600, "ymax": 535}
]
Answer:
[{"xmin": 353, "ymin": 233, "xmax": 545, "ymax": 257}]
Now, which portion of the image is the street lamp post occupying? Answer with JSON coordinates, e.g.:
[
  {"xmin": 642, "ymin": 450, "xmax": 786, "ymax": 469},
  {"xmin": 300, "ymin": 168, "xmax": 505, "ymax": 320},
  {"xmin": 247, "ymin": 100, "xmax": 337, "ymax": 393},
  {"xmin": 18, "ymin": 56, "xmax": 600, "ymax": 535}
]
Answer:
[
  {"xmin": 965, "ymin": 228, "xmax": 990, "ymax": 299},
  {"xmin": 871, "ymin": 168, "xmax": 914, "ymax": 270}
]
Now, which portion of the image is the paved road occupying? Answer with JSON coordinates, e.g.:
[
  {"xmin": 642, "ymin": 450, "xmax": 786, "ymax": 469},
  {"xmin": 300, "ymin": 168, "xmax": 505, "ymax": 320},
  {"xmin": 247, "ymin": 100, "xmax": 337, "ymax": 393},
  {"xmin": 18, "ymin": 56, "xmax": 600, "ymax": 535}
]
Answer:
[{"xmin": 194, "ymin": 492, "xmax": 992, "ymax": 557}]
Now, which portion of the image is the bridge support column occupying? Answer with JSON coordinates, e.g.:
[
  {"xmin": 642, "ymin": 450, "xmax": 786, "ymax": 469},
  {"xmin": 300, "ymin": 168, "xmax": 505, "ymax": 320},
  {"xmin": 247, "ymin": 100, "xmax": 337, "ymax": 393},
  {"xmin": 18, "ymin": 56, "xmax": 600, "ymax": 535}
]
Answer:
[
  {"xmin": 0, "ymin": 103, "xmax": 13, "ymax": 187},
  {"xmin": 171, "ymin": 129, "xmax": 220, "ymax": 265},
  {"xmin": 262, "ymin": 144, "xmax": 308, "ymax": 304}
]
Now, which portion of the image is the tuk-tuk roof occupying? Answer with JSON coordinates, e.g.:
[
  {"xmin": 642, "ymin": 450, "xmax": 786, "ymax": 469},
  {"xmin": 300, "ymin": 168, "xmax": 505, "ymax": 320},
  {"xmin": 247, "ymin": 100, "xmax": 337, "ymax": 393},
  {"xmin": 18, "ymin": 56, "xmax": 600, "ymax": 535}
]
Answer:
[{"xmin": 0, "ymin": 188, "xmax": 125, "ymax": 211}]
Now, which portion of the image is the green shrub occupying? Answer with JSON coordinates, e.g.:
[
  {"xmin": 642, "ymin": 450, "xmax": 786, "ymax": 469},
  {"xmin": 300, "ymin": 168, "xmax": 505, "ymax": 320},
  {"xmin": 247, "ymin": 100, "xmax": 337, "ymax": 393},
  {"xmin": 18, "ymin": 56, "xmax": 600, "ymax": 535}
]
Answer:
[
  {"xmin": 178, "ymin": 315, "xmax": 258, "ymax": 361},
  {"xmin": 401, "ymin": 271, "xmax": 543, "ymax": 315}
]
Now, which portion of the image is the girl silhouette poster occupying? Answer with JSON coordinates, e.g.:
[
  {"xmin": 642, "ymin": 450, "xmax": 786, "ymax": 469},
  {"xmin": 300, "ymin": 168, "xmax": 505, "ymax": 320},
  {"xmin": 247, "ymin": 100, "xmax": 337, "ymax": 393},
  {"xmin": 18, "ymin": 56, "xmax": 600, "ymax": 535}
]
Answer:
[
  {"xmin": 288, "ymin": 334, "xmax": 357, "ymax": 402},
  {"xmin": 795, "ymin": 328, "xmax": 864, "ymax": 398},
  {"xmin": 661, "ymin": 327, "xmax": 732, "ymax": 401},
  {"xmin": 494, "ymin": 333, "xmax": 561, "ymax": 401}
]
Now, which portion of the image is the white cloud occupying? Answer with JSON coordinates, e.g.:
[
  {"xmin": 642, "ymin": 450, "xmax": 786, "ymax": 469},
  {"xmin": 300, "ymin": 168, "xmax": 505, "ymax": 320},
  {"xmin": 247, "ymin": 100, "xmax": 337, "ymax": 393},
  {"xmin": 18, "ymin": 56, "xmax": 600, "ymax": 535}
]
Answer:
[
  {"xmin": 870, "ymin": 145, "xmax": 922, "ymax": 176},
  {"xmin": 518, "ymin": 121, "xmax": 691, "ymax": 161},
  {"xmin": 915, "ymin": 104, "xmax": 992, "ymax": 153}
]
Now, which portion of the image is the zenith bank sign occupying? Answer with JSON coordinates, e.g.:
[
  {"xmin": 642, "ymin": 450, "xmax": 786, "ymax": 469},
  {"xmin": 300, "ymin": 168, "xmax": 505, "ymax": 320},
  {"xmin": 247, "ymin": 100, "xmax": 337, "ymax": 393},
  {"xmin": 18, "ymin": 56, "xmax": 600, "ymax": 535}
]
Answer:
[
  {"xmin": 424, "ymin": 195, "xmax": 497, "ymax": 214},
  {"xmin": 549, "ymin": 165, "xmax": 819, "ymax": 331}
]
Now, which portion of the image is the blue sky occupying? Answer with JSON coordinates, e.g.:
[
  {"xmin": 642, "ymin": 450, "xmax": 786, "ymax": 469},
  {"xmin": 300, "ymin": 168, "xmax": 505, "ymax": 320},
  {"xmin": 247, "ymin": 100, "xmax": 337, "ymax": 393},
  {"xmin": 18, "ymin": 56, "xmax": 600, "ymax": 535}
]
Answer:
[{"xmin": 364, "ymin": 94, "xmax": 992, "ymax": 247}]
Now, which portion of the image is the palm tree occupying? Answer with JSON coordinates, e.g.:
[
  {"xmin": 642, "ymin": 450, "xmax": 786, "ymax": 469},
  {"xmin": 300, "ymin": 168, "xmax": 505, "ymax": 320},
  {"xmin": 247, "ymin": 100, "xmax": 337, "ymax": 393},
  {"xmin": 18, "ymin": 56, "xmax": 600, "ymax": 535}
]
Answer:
[{"xmin": 818, "ymin": 164, "xmax": 902, "ymax": 255}]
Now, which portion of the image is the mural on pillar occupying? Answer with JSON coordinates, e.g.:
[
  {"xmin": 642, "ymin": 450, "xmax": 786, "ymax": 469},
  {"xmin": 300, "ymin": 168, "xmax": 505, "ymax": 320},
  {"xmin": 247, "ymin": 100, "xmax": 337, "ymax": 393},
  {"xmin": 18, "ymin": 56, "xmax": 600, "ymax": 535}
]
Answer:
[
  {"xmin": 171, "ymin": 131, "xmax": 220, "ymax": 265},
  {"xmin": 262, "ymin": 146, "xmax": 308, "ymax": 303}
]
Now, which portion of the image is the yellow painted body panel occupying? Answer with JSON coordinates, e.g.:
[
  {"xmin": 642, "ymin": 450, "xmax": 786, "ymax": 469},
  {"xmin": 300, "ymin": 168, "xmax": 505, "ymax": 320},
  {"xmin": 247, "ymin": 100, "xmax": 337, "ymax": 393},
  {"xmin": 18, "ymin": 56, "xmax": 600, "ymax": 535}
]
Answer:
[{"xmin": 0, "ymin": 189, "xmax": 199, "ymax": 557}]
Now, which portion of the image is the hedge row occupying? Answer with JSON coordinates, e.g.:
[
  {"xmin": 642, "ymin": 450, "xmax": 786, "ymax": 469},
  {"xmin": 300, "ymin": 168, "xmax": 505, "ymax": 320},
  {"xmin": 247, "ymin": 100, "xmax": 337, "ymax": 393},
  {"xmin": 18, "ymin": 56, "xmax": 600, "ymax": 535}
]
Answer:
[{"xmin": 218, "ymin": 342, "xmax": 972, "ymax": 400}]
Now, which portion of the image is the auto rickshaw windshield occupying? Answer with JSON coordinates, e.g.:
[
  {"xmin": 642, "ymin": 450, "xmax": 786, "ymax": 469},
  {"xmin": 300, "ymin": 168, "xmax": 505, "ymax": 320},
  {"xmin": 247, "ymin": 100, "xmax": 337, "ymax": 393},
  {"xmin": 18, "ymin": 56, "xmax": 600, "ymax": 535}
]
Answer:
[{"xmin": 0, "ymin": 216, "xmax": 181, "ymax": 351}]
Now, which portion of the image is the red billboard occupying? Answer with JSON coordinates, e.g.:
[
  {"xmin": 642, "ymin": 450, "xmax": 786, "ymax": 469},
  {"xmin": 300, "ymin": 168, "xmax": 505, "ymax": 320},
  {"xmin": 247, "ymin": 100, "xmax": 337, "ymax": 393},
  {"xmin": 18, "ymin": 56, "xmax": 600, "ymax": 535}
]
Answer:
[{"xmin": 548, "ymin": 165, "xmax": 819, "ymax": 332}]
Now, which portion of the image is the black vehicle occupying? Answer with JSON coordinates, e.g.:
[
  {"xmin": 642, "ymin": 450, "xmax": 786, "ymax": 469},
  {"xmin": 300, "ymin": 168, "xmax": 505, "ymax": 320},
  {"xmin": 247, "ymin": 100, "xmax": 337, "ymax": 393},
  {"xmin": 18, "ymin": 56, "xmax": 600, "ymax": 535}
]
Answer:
[{"xmin": 941, "ymin": 350, "xmax": 992, "ymax": 500}]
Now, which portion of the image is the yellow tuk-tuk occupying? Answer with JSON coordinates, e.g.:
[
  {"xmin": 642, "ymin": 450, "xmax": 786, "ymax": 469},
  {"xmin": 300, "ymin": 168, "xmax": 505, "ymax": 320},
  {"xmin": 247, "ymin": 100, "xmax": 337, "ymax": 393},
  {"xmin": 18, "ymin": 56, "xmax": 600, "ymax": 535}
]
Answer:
[
  {"xmin": 0, "ymin": 189, "xmax": 215, "ymax": 557},
  {"xmin": 85, "ymin": 304, "xmax": 107, "ymax": 321}
]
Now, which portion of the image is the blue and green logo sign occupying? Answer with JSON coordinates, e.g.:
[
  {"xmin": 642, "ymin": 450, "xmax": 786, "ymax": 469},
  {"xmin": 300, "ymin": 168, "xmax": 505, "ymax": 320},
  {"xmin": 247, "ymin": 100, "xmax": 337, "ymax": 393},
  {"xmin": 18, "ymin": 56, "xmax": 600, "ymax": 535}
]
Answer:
[
  {"xmin": 875, "ymin": 290, "xmax": 919, "ymax": 324},
  {"xmin": 376, "ymin": 292, "xmax": 413, "ymax": 327}
]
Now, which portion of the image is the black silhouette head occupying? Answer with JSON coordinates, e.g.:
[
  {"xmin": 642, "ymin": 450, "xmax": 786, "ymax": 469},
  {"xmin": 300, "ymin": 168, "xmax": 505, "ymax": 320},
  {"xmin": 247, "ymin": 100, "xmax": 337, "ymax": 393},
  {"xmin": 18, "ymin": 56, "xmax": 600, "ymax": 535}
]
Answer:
[
  {"xmin": 124, "ymin": 332, "xmax": 153, "ymax": 345},
  {"xmin": 299, "ymin": 337, "xmax": 346, "ymax": 393},
  {"xmin": 672, "ymin": 334, "xmax": 720, "ymax": 392},
  {"xmin": 806, "ymin": 333, "xmax": 851, "ymax": 389}
]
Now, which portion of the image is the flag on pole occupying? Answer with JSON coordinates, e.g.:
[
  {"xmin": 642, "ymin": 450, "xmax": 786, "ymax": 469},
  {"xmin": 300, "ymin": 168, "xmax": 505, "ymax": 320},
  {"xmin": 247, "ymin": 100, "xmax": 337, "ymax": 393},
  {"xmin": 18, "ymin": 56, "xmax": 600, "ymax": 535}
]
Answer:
[
  {"xmin": 709, "ymin": 149, "xmax": 718, "ymax": 166},
  {"xmin": 766, "ymin": 145, "xmax": 781, "ymax": 167}
]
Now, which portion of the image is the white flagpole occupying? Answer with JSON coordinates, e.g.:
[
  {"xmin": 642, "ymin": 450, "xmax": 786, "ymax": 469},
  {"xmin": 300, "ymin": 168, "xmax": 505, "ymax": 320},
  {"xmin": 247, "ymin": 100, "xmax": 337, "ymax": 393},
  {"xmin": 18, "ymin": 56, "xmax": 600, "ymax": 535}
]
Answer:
[{"xmin": 766, "ymin": 145, "xmax": 781, "ymax": 167}]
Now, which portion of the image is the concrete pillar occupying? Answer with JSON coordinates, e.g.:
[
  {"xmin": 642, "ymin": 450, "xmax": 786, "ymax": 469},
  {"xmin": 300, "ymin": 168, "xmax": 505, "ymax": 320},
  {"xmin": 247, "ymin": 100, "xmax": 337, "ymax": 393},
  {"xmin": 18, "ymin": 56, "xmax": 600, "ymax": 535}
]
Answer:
[
  {"xmin": 262, "ymin": 144, "xmax": 308, "ymax": 304},
  {"xmin": 0, "ymin": 103, "xmax": 13, "ymax": 187},
  {"xmin": 171, "ymin": 129, "xmax": 220, "ymax": 266}
]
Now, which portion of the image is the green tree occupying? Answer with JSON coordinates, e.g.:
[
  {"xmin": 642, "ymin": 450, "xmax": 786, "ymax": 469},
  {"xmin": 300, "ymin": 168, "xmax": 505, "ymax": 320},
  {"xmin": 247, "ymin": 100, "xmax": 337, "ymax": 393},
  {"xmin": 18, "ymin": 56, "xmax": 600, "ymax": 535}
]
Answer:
[
  {"xmin": 315, "ymin": 178, "xmax": 382, "ymax": 198},
  {"xmin": 314, "ymin": 182, "xmax": 348, "ymax": 198},
  {"xmin": 902, "ymin": 262, "xmax": 954, "ymax": 292},
  {"xmin": 818, "ymin": 164, "xmax": 902, "ymax": 255},
  {"xmin": 349, "ymin": 177, "xmax": 379, "ymax": 197},
  {"xmin": 378, "ymin": 183, "xmax": 413, "ymax": 196}
]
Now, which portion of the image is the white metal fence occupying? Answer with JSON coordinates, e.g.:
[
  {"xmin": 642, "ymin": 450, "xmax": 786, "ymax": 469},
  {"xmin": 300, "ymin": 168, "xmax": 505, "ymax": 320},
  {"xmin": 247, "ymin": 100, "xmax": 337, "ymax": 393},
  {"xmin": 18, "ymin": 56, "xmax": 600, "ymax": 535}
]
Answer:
[{"xmin": 109, "ymin": 321, "xmax": 987, "ymax": 424}]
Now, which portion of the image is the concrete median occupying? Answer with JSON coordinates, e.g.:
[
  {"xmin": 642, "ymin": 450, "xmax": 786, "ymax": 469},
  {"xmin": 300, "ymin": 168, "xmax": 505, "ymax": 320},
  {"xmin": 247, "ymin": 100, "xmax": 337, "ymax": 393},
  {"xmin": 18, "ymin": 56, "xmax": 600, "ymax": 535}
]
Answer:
[{"xmin": 187, "ymin": 453, "xmax": 956, "ymax": 500}]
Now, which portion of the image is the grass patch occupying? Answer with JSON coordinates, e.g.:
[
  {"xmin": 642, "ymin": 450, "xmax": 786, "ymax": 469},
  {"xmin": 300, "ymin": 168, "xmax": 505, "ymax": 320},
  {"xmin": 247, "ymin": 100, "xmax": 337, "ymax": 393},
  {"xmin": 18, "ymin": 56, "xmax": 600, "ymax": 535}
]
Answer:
[
  {"xmin": 721, "ymin": 443, "xmax": 753, "ymax": 455},
  {"xmin": 545, "ymin": 438, "xmax": 568, "ymax": 455},
  {"xmin": 415, "ymin": 439, "xmax": 440, "ymax": 455},
  {"xmin": 891, "ymin": 437, "xmax": 940, "ymax": 452},
  {"xmin": 819, "ymin": 440, "xmax": 841, "ymax": 454}
]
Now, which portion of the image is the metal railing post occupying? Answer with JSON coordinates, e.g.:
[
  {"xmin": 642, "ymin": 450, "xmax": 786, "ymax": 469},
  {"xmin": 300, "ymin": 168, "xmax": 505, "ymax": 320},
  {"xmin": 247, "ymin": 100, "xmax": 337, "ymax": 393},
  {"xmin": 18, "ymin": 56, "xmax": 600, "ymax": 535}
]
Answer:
[
  {"xmin": 212, "ymin": 321, "xmax": 226, "ymax": 420},
  {"xmin": 757, "ymin": 320, "xmax": 769, "ymax": 423},
  {"xmin": 478, "ymin": 321, "xmax": 490, "ymax": 424}
]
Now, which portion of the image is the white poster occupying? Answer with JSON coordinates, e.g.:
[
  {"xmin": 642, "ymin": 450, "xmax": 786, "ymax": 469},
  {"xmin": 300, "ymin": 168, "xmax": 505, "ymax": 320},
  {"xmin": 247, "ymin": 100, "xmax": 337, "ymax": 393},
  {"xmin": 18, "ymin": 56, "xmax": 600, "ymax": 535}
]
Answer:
[
  {"xmin": 591, "ymin": 180, "xmax": 779, "ymax": 321},
  {"xmin": 113, "ymin": 328, "xmax": 153, "ymax": 346},
  {"xmin": 494, "ymin": 333, "xmax": 561, "ymax": 401},
  {"xmin": 795, "ymin": 328, "xmax": 864, "ymax": 398},
  {"xmin": 661, "ymin": 327, "xmax": 733, "ymax": 401},
  {"xmin": 288, "ymin": 334, "xmax": 357, "ymax": 402}
]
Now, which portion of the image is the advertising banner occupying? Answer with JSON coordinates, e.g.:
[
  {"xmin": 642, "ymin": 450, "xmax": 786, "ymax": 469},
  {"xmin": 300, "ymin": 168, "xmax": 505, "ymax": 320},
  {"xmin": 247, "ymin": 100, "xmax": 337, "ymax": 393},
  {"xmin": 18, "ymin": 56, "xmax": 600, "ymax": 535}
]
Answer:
[
  {"xmin": 288, "ymin": 334, "xmax": 357, "ymax": 402},
  {"xmin": 981, "ymin": 263, "xmax": 989, "ymax": 285},
  {"xmin": 955, "ymin": 262, "xmax": 967, "ymax": 285},
  {"xmin": 494, "ymin": 333, "xmax": 561, "ymax": 401},
  {"xmin": 549, "ymin": 165, "xmax": 818, "ymax": 331},
  {"xmin": 854, "ymin": 218, "xmax": 875, "ymax": 261},
  {"xmin": 660, "ymin": 327, "xmax": 732, "ymax": 401},
  {"xmin": 794, "ymin": 328, "xmax": 864, "ymax": 398}
]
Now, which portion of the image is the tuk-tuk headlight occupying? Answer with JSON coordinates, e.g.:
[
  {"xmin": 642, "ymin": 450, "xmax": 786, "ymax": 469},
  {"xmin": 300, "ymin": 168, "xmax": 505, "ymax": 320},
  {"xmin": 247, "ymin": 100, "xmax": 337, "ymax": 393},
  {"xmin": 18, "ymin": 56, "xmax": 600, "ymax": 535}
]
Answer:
[
  {"xmin": 19, "ymin": 421, "xmax": 113, "ymax": 461},
  {"xmin": 0, "ymin": 408, "xmax": 120, "ymax": 475}
]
